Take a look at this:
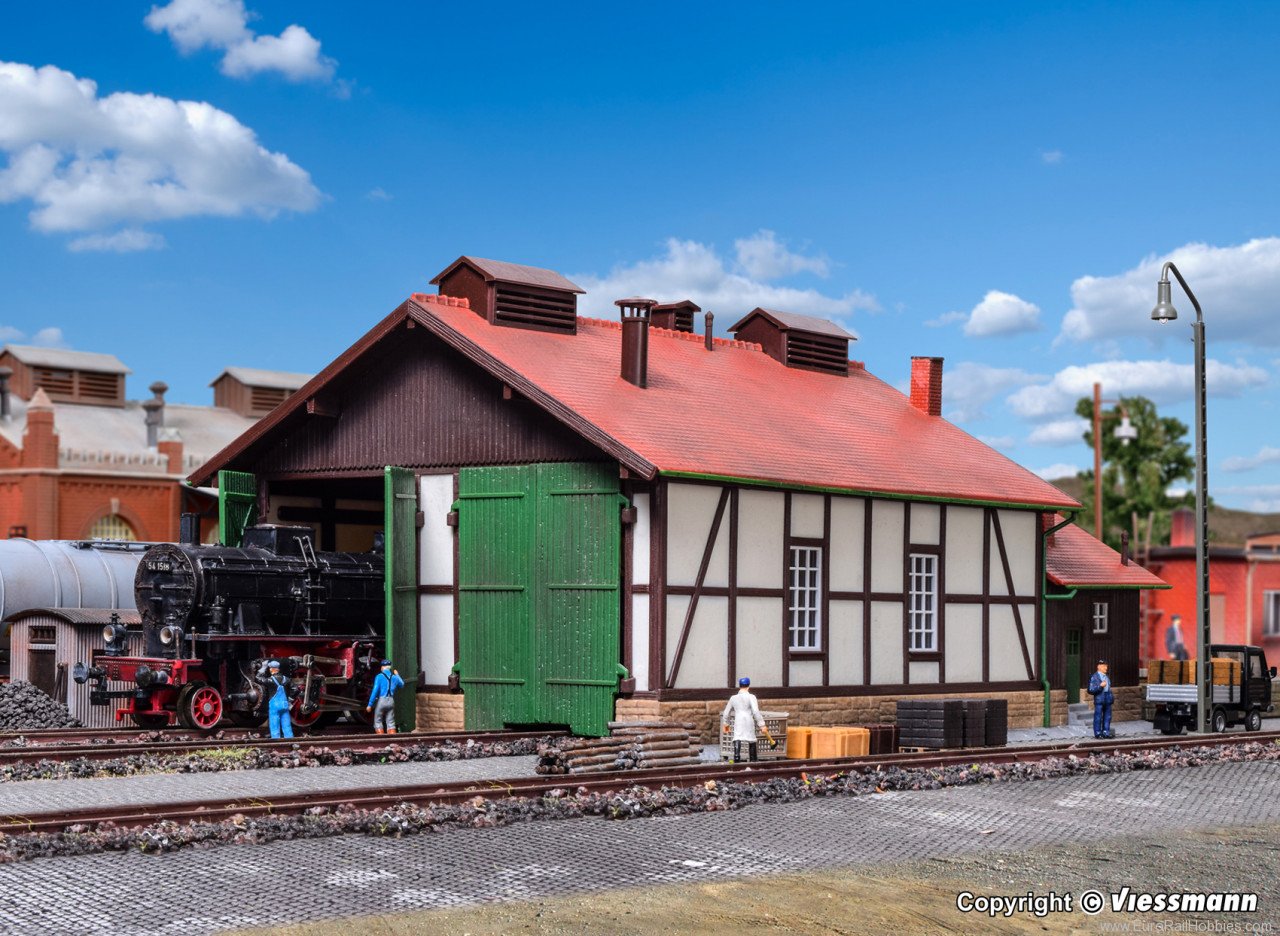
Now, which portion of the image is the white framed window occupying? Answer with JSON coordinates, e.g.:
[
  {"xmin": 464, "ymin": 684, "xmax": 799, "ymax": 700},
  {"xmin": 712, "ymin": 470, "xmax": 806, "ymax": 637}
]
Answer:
[
  {"xmin": 1265, "ymin": 592, "xmax": 1280, "ymax": 637},
  {"xmin": 908, "ymin": 553, "xmax": 937, "ymax": 652},
  {"xmin": 788, "ymin": 545, "xmax": 822, "ymax": 651},
  {"xmin": 1092, "ymin": 601, "xmax": 1109, "ymax": 634}
]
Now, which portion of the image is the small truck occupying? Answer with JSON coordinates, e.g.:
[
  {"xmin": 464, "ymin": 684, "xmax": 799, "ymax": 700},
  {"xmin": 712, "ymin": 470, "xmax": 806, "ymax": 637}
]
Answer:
[{"xmin": 1147, "ymin": 644, "xmax": 1275, "ymax": 734}]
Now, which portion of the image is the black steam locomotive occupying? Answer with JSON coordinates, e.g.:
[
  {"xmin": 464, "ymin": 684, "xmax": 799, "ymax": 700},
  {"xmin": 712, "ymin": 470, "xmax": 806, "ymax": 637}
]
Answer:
[{"xmin": 75, "ymin": 524, "xmax": 385, "ymax": 730}]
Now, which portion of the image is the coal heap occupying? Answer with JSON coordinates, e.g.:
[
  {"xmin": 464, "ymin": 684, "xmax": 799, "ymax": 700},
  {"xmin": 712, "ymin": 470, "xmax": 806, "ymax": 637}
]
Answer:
[{"xmin": 0, "ymin": 681, "xmax": 80, "ymax": 730}]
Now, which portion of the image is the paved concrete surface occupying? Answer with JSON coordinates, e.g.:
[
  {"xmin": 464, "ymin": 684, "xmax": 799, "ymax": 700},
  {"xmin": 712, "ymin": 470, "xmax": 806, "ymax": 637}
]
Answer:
[
  {"xmin": 0, "ymin": 756, "xmax": 538, "ymax": 816},
  {"xmin": 1008, "ymin": 715, "xmax": 1280, "ymax": 744},
  {"xmin": 0, "ymin": 759, "xmax": 1275, "ymax": 934}
]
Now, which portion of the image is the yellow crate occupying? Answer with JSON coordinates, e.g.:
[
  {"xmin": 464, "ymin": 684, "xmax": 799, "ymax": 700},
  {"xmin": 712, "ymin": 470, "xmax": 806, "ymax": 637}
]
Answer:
[
  {"xmin": 785, "ymin": 726, "xmax": 812, "ymax": 759},
  {"xmin": 841, "ymin": 727, "xmax": 870, "ymax": 758}
]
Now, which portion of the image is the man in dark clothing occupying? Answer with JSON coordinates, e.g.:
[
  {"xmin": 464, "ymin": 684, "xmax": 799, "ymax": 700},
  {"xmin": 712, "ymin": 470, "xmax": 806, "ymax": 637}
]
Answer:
[
  {"xmin": 1165, "ymin": 614, "xmax": 1189, "ymax": 661},
  {"xmin": 1087, "ymin": 659, "xmax": 1114, "ymax": 739}
]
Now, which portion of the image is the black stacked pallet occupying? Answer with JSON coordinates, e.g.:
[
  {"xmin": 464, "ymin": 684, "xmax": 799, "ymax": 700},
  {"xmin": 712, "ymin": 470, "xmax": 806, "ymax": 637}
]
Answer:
[
  {"xmin": 984, "ymin": 698, "xmax": 1009, "ymax": 746},
  {"xmin": 961, "ymin": 700, "xmax": 988, "ymax": 748},
  {"xmin": 895, "ymin": 699, "xmax": 964, "ymax": 749}
]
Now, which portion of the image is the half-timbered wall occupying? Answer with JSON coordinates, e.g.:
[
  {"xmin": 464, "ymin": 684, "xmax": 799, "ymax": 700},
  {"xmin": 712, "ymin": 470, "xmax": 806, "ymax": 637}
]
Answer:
[{"xmin": 656, "ymin": 481, "xmax": 1042, "ymax": 693}]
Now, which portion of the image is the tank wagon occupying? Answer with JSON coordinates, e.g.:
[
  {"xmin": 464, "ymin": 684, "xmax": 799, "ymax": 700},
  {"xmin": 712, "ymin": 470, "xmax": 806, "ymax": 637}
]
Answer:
[{"xmin": 75, "ymin": 525, "xmax": 385, "ymax": 729}]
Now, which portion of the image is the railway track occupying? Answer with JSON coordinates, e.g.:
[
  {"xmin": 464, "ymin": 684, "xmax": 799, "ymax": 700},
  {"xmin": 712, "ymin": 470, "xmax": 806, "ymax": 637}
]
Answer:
[
  {"xmin": 0, "ymin": 728, "xmax": 566, "ymax": 765},
  {"xmin": 4, "ymin": 729, "xmax": 1275, "ymax": 835}
]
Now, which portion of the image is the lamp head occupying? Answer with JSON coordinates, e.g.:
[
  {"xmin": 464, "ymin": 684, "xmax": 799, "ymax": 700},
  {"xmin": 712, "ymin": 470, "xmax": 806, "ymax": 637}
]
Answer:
[
  {"xmin": 1114, "ymin": 414, "xmax": 1138, "ymax": 446},
  {"xmin": 1151, "ymin": 278, "xmax": 1178, "ymax": 323}
]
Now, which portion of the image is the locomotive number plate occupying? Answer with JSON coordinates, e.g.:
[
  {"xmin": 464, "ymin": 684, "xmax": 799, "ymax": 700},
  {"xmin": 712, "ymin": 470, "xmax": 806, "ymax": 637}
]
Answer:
[{"xmin": 145, "ymin": 560, "xmax": 174, "ymax": 572}]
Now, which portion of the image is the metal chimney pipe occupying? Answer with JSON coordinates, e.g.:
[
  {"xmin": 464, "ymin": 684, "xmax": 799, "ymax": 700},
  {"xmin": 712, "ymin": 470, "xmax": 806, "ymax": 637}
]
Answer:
[
  {"xmin": 704, "ymin": 311, "xmax": 714, "ymax": 351},
  {"xmin": 0, "ymin": 366, "xmax": 11, "ymax": 422},
  {"xmin": 143, "ymin": 381, "xmax": 168, "ymax": 447},
  {"xmin": 615, "ymin": 298, "xmax": 656, "ymax": 388}
]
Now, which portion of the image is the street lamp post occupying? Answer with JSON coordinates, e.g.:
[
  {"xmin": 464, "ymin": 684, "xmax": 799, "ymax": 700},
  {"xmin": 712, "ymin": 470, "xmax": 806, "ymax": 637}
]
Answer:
[
  {"xmin": 1150, "ymin": 262, "xmax": 1211, "ymax": 734},
  {"xmin": 1091, "ymin": 382, "xmax": 1138, "ymax": 540}
]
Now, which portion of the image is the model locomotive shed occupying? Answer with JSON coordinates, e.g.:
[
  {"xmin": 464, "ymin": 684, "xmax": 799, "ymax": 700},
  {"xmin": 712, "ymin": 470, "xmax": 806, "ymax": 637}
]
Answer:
[{"xmin": 191, "ymin": 255, "xmax": 1167, "ymax": 737}]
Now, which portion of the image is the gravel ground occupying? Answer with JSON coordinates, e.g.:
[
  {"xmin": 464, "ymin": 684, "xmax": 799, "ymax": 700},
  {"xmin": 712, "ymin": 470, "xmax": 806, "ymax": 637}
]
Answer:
[{"xmin": 235, "ymin": 824, "xmax": 1280, "ymax": 935}]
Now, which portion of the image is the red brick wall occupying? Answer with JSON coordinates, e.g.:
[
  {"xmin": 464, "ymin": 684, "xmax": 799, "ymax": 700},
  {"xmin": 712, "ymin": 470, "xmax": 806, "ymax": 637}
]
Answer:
[
  {"xmin": 55, "ymin": 476, "xmax": 179, "ymax": 541},
  {"xmin": 0, "ymin": 480, "xmax": 24, "ymax": 535},
  {"xmin": 1145, "ymin": 555, "xmax": 1250, "ymax": 659}
]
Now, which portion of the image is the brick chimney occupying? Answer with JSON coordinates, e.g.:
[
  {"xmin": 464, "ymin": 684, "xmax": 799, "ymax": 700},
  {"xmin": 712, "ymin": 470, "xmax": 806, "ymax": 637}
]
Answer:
[
  {"xmin": 616, "ymin": 298, "xmax": 655, "ymax": 388},
  {"xmin": 21, "ymin": 388, "xmax": 58, "ymax": 468},
  {"xmin": 157, "ymin": 427, "xmax": 184, "ymax": 475},
  {"xmin": 1170, "ymin": 507, "xmax": 1195, "ymax": 547},
  {"xmin": 909, "ymin": 356, "xmax": 944, "ymax": 416}
]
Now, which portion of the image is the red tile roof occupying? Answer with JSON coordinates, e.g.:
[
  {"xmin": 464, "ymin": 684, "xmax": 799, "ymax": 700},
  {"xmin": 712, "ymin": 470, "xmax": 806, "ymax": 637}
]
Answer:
[
  {"xmin": 395, "ymin": 296, "xmax": 1080, "ymax": 509},
  {"xmin": 1045, "ymin": 517, "xmax": 1168, "ymax": 588}
]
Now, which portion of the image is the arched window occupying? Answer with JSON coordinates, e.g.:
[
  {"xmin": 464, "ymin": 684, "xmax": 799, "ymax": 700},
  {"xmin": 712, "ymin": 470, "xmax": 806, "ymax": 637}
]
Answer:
[{"xmin": 89, "ymin": 514, "xmax": 136, "ymax": 541}]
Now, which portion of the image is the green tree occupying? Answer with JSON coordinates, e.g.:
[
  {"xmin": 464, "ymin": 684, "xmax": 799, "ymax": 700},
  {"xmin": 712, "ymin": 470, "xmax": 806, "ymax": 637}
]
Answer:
[{"xmin": 1074, "ymin": 395, "xmax": 1196, "ymax": 551}]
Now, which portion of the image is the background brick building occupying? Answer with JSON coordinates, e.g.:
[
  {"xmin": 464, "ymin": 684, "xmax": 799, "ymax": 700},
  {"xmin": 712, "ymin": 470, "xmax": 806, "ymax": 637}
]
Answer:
[{"xmin": 0, "ymin": 345, "xmax": 309, "ymax": 542}]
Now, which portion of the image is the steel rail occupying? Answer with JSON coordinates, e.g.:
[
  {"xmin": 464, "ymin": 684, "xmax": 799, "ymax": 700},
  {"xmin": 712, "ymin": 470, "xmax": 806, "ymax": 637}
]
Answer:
[{"xmin": 4, "ymin": 730, "xmax": 1276, "ymax": 835}]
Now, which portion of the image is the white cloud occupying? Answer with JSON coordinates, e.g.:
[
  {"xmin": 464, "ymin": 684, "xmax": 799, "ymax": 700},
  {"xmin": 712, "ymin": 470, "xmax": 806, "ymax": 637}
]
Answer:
[
  {"xmin": 146, "ymin": 0, "xmax": 337, "ymax": 82},
  {"xmin": 1060, "ymin": 238, "xmax": 1280, "ymax": 346},
  {"xmin": 924, "ymin": 311, "xmax": 967, "ymax": 328},
  {"xmin": 365, "ymin": 187, "xmax": 392, "ymax": 201},
  {"xmin": 1218, "ymin": 484, "xmax": 1280, "ymax": 513},
  {"xmin": 963, "ymin": 290, "xmax": 1042, "ymax": 337},
  {"xmin": 0, "ymin": 61, "xmax": 320, "ymax": 243},
  {"xmin": 31, "ymin": 327, "xmax": 66, "ymax": 348},
  {"xmin": 1223, "ymin": 445, "xmax": 1280, "ymax": 473},
  {"xmin": 1041, "ymin": 150, "xmax": 1064, "ymax": 165},
  {"xmin": 572, "ymin": 237, "xmax": 879, "ymax": 324},
  {"xmin": 67, "ymin": 228, "xmax": 167, "ymax": 253},
  {"xmin": 0, "ymin": 326, "xmax": 23, "ymax": 342},
  {"xmin": 1032, "ymin": 463, "xmax": 1081, "ymax": 480},
  {"xmin": 733, "ymin": 230, "xmax": 829, "ymax": 280},
  {"xmin": 1027, "ymin": 417, "xmax": 1089, "ymax": 447},
  {"xmin": 1007, "ymin": 358, "xmax": 1268, "ymax": 419},
  {"xmin": 941, "ymin": 361, "xmax": 1043, "ymax": 423}
]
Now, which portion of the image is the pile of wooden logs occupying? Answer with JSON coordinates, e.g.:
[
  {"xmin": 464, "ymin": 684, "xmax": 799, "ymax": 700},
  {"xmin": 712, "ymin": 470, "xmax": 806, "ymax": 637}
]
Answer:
[{"xmin": 535, "ymin": 721, "xmax": 703, "ymax": 775}]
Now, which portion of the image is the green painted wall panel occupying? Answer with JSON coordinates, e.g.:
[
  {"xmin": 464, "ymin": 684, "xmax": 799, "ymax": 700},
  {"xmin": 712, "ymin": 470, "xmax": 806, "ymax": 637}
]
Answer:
[
  {"xmin": 384, "ymin": 466, "xmax": 418, "ymax": 731},
  {"xmin": 217, "ymin": 470, "xmax": 256, "ymax": 547}
]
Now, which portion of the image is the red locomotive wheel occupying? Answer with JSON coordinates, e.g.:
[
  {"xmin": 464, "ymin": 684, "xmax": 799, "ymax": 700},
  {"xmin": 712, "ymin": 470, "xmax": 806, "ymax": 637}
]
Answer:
[{"xmin": 179, "ymin": 684, "xmax": 224, "ymax": 731}]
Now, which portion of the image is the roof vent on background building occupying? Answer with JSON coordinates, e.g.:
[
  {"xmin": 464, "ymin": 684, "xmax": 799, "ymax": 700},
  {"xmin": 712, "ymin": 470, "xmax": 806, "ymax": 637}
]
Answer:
[
  {"xmin": 616, "ymin": 298, "xmax": 655, "ymax": 388},
  {"xmin": 651, "ymin": 300, "xmax": 700, "ymax": 333},
  {"xmin": 431, "ymin": 256, "xmax": 584, "ymax": 335},
  {"xmin": 143, "ymin": 381, "xmax": 167, "ymax": 447},
  {"xmin": 0, "ymin": 345, "xmax": 130, "ymax": 407},
  {"xmin": 0, "ymin": 366, "xmax": 11, "ymax": 422},
  {"xmin": 211, "ymin": 367, "xmax": 312, "ymax": 418},
  {"xmin": 727, "ymin": 308, "xmax": 854, "ymax": 376}
]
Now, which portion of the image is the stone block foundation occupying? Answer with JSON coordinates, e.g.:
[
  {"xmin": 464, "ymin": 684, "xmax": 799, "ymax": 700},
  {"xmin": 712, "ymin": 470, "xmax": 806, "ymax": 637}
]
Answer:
[{"xmin": 416, "ymin": 692, "xmax": 464, "ymax": 732}]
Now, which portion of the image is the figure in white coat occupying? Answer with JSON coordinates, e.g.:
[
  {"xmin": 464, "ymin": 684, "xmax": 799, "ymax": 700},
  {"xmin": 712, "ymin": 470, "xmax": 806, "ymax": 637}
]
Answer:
[{"xmin": 721, "ymin": 677, "xmax": 766, "ymax": 762}]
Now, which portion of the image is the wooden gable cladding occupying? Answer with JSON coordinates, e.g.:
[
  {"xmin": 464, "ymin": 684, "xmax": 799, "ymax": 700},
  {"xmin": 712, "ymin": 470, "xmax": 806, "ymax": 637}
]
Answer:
[
  {"xmin": 246, "ymin": 325, "xmax": 602, "ymax": 476},
  {"xmin": 727, "ymin": 308, "xmax": 853, "ymax": 376},
  {"xmin": 432, "ymin": 256, "xmax": 584, "ymax": 335}
]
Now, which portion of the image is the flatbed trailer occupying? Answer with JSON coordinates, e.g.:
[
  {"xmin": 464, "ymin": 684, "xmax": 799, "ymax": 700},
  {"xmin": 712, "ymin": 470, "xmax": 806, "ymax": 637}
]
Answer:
[{"xmin": 1147, "ymin": 644, "xmax": 1275, "ymax": 735}]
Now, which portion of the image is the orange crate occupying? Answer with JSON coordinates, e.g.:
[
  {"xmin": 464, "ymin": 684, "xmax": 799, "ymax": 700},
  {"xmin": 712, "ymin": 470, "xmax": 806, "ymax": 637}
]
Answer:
[
  {"xmin": 785, "ymin": 726, "xmax": 812, "ymax": 759},
  {"xmin": 840, "ymin": 727, "xmax": 870, "ymax": 757},
  {"xmin": 809, "ymin": 727, "xmax": 844, "ymax": 759}
]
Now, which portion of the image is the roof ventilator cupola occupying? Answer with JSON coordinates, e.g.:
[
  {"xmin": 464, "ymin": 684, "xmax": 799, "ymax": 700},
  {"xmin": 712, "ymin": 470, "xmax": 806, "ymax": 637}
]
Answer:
[
  {"xmin": 616, "ymin": 298, "xmax": 655, "ymax": 388},
  {"xmin": 650, "ymin": 300, "xmax": 700, "ymax": 333},
  {"xmin": 727, "ymin": 308, "xmax": 855, "ymax": 376},
  {"xmin": 431, "ymin": 256, "xmax": 585, "ymax": 334}
]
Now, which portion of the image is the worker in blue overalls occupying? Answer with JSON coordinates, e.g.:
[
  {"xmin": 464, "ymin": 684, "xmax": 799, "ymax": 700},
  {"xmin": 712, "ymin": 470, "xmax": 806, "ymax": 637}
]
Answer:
[
  {"xmin": 1087, "ymin": 659, "xmax": 1114, "ymax": 739},
  {"xmin": 366, "ymin": 659, "xmax": 404, "ymax": 734},
  {"xmin": 263, "ymin": 660, "xmax": 294, "ymax": 739}
]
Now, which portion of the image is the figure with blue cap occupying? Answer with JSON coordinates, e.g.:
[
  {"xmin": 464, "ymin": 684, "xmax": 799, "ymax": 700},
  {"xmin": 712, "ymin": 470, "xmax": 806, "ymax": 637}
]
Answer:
[
  {"xmin": 366, "ymin": 659, "xmax": 404, "ymax": 734},
  {"xmin": 721, "ymin": 676, "xmax": 768, "ymax": 762},
  {"xmin": 1087, "ymin": 659, "xmax": 1114, "ymax": 739},
  {"xmin": 258, "ymin": 659, "xmax": 294, "ymax": 739}
]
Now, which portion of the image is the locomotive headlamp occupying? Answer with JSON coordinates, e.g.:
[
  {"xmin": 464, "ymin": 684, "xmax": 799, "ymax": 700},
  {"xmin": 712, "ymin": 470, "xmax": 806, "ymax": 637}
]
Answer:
[
  {"xmin": 101, "ymin": 619, "xmax": 128, "ymax": 655},
  {"xmin": 159, "ymin": 625, "xmax": 184, "ymax": 647},
  {"xmin": 72, "ymin": 662, "xmax": 105, "ymax": 685}
]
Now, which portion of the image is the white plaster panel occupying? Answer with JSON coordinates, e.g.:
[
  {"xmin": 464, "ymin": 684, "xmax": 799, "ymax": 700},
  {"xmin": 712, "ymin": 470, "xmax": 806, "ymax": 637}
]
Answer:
[
  {"xmin": 988, "ymin": 604, "xmax": 1034, "ymax": 682},
  {"xmin": 945, "ymin": 506, "xmax": 984, "ymax": 596},
  {"xmin": 870, "ymin": 500, "xmax": 905, "ymax": 593},
  {"xmin": 944, "ymin": 603, "xmax": 983, "ymax": 682},
  {"xmin": 418, "ymin": 475, "xmax": 455, "ymax": 587},
  {"xmin": 419, "ymin": 594, "xmax": 454, "ymax": 685},
  {"xmin": 910, "ymin": 503, "xmax": 941, "ymax": 546},
  {"xmin": 870, "ymin": 600, "xmax": 903, "ymax": 684},
  {"xmin": 828, "ymin": 497, "xmax": 865, "ymax": 592},
  {"xmin": 736, "ymin": 597, "xmax": 784, "ymax": 687},
  {"xmin": 665, "ymin": 595, "xmax": 689, "ymax": 678},
  {"xmin": 909, "ymin": 661, "xmax": 939, "ymax": 684},
  {"xmin": 667, "ymin": 484, "xmax": 729, "ymax": 588},
  {"xmin": 631, "ymin": 594, "xmax": 650, "ymax": 691},
  {"xmin": 828, "ymin": 600, "xmax": 863, "ymax": 685},
  {"xmin": 791, "ymin": 494, "xmax": 825, "ymax": 539},
  {"xmin": 632, "ymin": 492, "xmax": 651, "ymax": 585},
  {"xmin": 988, "ymin": 532, "xmax": 1008, "ymax": 597},
  {"xmin": 998, "ymin": 510, "xmax": 1038, "ymax": 597},
  {"xmin": 789, "ymin": 660, "xmax": 824, "ymax": 687},
  {"xmin": 668, "ymin": 596, "xmax": 728, "ymax": 689},
  {"xmin": 737, "ymin": 490, "xmax": 786, "ymax": 589}
]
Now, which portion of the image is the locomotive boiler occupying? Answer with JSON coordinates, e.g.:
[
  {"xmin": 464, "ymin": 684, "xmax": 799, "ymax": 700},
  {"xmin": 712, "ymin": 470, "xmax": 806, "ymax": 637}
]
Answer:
[{"xmin": 75, "ymin": 525, "xmax": 385, "ymax": 730}]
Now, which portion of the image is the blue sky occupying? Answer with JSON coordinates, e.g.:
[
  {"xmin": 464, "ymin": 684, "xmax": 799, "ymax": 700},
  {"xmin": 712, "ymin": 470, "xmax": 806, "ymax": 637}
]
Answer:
[{"xmin": 2, "ymin": 1, "xmax": 1278, "ymax": 511}]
